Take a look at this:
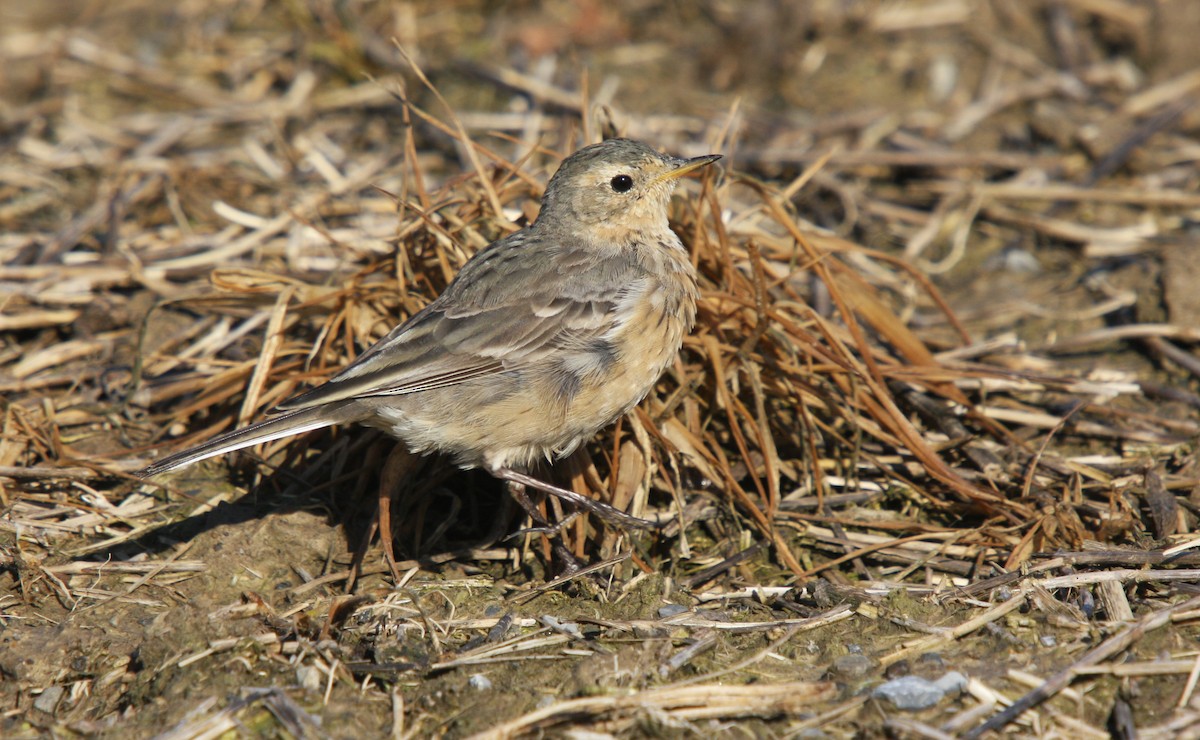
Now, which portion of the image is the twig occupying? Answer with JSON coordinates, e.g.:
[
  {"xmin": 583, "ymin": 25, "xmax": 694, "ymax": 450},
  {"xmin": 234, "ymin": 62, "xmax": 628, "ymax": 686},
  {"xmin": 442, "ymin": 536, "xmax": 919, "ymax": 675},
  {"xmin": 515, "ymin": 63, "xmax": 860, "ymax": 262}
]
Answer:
[{"xmin": 965, "ymin": 594, "xmax": 1200, "ymax": 737}]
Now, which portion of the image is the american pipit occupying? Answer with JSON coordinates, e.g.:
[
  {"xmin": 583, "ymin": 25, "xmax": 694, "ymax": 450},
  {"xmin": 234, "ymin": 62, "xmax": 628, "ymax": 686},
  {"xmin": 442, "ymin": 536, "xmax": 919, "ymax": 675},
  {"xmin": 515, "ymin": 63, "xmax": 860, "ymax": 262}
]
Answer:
[{"xmin": 140, "ymin": 138, "xmax": 720, "ymax": 566}]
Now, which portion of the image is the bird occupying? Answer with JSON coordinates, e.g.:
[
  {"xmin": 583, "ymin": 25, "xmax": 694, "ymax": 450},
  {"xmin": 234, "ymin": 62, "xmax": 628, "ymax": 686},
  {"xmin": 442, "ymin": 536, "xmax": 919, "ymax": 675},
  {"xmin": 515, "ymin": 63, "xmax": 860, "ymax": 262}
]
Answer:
[{"xmin": 139, "ymin": 138, "xmax": 721, "ymax": 572}]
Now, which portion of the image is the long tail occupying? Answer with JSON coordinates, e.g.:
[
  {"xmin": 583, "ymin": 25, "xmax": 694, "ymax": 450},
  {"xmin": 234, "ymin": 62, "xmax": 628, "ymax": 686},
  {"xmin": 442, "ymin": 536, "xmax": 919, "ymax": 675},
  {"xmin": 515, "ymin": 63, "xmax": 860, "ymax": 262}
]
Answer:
[{"xmin": 137, "ymin": 405, "xmax": 354, "ymax": 477}]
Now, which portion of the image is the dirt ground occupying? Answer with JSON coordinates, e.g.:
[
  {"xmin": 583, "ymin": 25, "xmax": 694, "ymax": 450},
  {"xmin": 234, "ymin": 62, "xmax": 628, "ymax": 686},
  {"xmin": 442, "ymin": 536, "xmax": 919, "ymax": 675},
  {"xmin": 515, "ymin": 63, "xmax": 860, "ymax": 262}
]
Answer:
[{"xmin": 4, "ymin": 1, "xmax": 1200, "ymax": 738}]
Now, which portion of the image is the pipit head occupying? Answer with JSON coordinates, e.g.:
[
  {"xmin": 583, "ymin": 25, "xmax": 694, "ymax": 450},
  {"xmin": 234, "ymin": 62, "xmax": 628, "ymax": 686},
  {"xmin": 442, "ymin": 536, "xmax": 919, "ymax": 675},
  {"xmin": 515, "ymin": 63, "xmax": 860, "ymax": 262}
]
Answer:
[{"xmin": 536, "ymin": 138, "xmax": 722, "ymax": 243}]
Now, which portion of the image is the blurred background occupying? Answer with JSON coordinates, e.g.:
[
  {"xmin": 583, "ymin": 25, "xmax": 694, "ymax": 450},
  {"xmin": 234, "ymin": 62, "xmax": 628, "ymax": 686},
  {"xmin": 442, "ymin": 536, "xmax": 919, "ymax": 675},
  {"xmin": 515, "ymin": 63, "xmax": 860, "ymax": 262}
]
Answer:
[{"xmin": 5, "ymin": 0, "xmax": 1198, "ymax": 335}]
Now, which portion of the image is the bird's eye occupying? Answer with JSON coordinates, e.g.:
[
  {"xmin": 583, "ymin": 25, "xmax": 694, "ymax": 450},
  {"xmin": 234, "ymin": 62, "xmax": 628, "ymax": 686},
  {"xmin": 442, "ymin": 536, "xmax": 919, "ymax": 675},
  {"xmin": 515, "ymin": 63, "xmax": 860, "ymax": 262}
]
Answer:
[{"xmin": 610, "ymin": 174, "xmax": 634, "ymax": 193}]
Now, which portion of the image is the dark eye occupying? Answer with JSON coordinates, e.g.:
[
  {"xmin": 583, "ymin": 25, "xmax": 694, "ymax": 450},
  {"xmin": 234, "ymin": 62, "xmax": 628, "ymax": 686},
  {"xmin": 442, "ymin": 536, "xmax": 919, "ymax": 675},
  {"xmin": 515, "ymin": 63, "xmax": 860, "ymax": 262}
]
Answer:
[{"xmin": 610, "ymin": 174, "xmax": 633, "ymax": 192}]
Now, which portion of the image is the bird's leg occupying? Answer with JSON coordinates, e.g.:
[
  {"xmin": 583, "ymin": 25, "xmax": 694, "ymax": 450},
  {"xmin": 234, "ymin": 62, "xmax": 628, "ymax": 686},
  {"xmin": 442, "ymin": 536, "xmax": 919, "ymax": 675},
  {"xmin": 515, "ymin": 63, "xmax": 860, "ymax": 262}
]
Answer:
[
  {"xmin": 505, "ymin": 480, "xmax": 581, "ymax": 536},
  {"xmin": 345, "ymin": 443, "xmax": 387, "ymax": 593},
  {"xmin": 491, "ymin": 467, "xmax": 661, "ymax": 531},
  {"xmin": 505, "ymin": 479, "xmax": 583, "ymax": 573},
  {"xmin": 376, "ymin": 445, "xmax": 420, "ymax": 583}
]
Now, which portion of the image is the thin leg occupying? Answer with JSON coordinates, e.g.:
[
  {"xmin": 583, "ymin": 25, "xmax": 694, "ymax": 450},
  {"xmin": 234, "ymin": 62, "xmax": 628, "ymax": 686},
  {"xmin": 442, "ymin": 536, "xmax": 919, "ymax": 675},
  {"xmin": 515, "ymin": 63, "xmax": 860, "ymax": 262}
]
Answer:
[
  {"xmin": 506, "ymin": 479, "xmax": 581, "ymax": 536},
  {"xmin": 345, "ymin": 508, "xmax": 377, "ymax": 593},
  {"xmin": 345, "ymin": 442, "xmax": 387, "ymax": 594},
  {"xmin": 505, "ymin": 479, "xmax": 583, "ymax": 574},
  {"xmin": 491, "ymin": 467, "xmax": 661, "ymax": 531},
  {"xmin": 379, "ymin": 445, "xmax": 420, "ymax": 583}
]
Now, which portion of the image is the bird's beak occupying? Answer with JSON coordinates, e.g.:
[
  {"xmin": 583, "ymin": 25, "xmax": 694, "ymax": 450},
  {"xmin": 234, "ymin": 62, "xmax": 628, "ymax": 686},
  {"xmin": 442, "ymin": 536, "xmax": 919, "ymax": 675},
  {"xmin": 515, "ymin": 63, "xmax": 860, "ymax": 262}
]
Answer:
[{"xmin": 654, "ymin": 154, "xmax": 722, "ymax": 185}]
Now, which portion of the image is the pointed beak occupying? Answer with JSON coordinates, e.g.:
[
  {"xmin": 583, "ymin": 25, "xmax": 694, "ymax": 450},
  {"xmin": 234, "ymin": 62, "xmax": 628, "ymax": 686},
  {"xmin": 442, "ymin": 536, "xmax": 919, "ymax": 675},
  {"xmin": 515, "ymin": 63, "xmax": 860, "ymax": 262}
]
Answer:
[{"xmin": 653, "ymin": 153, "xmax": 722, "ymax": 185}]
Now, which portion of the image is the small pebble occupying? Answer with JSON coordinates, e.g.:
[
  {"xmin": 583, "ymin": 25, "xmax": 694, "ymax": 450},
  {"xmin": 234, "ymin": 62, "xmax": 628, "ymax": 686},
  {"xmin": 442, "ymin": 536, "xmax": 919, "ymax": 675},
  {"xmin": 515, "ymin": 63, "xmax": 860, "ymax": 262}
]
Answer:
[
  {"xmin": 916, "ymin": 652, "xmax": 945, "ymax": 670},
  {"xmin": 1040, "ymin": 634, "xmax": 1057, "ymax": 648},
  {"xmin": 830, "ymin": 654, "xmax": 874, "ymax": 679},
  {"xmin": 1077, "ymin": 589, "xmax": 1096, "ymax": 619},
  {"xmin": 935, "ymin": 671, "xmax": 968, "ymax": 693},
  {"xmin": 34, "ymin": 685, "xmax": 65, "ymax": 714},
  {"xmin": 658, "ymin": 604, "xmax": 689, "ymax": 618},
  {"xmin": 296, "ymin": 665, "xmax": 323, "ymax": 692},
  {"xmin": 873, "ymin": 671, "xmax": 967, "ymax": 710},
  {"xmin": 994, "ymin": 249, "xmax": 1041, "ymax": 273},
  {"xmin": 874, "ymin": 676, "xmax": 942, "ymax": 709},
  {"xmin": 468, "ymin": 674, "xmax": 492, "ymax": 691}
]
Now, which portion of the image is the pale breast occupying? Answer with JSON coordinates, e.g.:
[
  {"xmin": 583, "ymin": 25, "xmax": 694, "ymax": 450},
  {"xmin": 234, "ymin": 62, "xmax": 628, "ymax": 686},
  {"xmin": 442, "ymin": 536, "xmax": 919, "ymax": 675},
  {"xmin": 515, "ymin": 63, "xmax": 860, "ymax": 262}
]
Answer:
[
  {"xmin": 363, "ymin": 235, "xmax": 698, "ymax": 473},
  {"xmin": 562, "ymin": 237, "xmax": 698, "ymax": 436}
]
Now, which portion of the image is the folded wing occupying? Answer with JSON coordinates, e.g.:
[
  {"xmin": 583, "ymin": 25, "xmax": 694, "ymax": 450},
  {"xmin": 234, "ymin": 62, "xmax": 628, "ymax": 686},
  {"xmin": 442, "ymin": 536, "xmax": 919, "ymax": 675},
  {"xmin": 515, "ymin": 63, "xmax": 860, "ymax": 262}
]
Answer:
[{"xmin": 275, "ymin": 232, "xmax": 638, "ymax": 412}]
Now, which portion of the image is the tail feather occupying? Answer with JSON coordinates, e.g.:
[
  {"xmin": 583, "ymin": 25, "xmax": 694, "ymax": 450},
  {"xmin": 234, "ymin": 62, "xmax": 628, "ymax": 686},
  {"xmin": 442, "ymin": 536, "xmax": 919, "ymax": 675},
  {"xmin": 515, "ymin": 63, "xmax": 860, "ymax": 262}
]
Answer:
[{"xmin": 137, "ymin": 406, "xmax": 350, "ymax": 477}]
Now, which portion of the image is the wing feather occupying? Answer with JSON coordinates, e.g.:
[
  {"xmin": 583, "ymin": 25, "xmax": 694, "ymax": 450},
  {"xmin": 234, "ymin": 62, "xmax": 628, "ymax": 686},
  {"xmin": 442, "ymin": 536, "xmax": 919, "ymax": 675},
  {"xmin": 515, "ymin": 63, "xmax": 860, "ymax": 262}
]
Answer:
[{"xmin": 275, "ymin": 229, "xmax": 638, "ymax": 412}]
